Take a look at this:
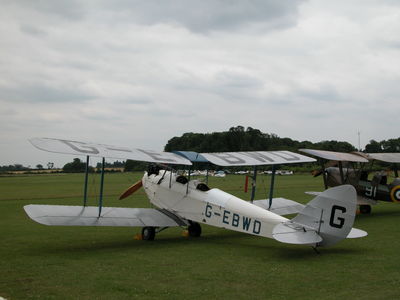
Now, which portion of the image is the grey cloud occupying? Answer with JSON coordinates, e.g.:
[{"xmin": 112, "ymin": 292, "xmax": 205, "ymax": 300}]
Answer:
[
  {"xmin": 19, "ymin": 24, "xmax": 47, "ymax": 37},
  {"xmin": 0, "ymin": 84, "xmax": 94, "ymax": 103},
  {"xmin": 214, "ymin": 71, "xmax": 264, "ymax": 88},
  {"xmin": 11, "ymin": 0, "xmax": 86, "ymax": 20},
  {"xmin": 101, "ymin": 0, "xmax": 306, "ymax": 33},
  {"xmin": 173, "ymin": 70, "xmax": 265, "ymax": 102},
  {"xmin": 6, "ymin": 0, "xmax": 305, "ymax": 32},
  {"xmin": 139, "ymin": 105, "xmax": 196, "ymax": 119},
  {"xmin": 296, "ymin": 86, "xmax": 343, "ymax": 103},
  {"xmin": 121, "ymin": 97, "xmax": 154, "ymax": 105},
  {"xmin": 210, "ymin": 71, "xmax": 266, "ymax": 102},
  {"xmin": 0, "ymin": 107, "xmax": 18, "ymax": 116}
]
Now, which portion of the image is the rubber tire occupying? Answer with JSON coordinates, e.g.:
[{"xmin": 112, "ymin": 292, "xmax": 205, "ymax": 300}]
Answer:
[
  {"xmin": 142, "ymin": 227, "xmax": 156, "ymax": 240},
  {"xmin": 188, "ymin": 222, "xmax": 202, "ymax": 237},
  {"xmin": 359, "ymin": 205, "xmax": 371, "ymax": 214}
]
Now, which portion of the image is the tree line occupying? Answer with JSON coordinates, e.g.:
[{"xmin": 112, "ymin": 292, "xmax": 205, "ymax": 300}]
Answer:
[
  {"xmin": 365, "ymin": 138, "xmax": 400, "ymax": 153},
  {"xmin": 164, "ymin": 126, "xmax": 357, "ymax": 153}
]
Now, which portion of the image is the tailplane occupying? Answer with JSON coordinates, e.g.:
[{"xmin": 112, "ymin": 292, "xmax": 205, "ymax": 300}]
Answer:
[{"xmin": 273, "ymin": 185, "xmax": 367, "ymax": 247}]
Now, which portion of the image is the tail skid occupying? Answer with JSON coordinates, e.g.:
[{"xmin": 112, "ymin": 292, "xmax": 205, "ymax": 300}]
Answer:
[{"xmin": 273, "ymin": 185, "xmax": 367, "ymax": 247}]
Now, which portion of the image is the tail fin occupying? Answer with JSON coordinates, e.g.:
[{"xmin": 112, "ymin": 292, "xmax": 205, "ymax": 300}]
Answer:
[{"xmin": 273, "ymin": 185, "xmax": 366, "ymax": 247}]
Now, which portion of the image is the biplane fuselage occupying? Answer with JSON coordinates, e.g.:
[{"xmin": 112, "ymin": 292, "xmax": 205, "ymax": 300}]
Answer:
[
  {"xmin": 323, "ymin": 167, "xmax": 400, "ymax": 204},
  {"xmin": 143, "ymin": 170, "xmax": 286, "ymax": 238}
]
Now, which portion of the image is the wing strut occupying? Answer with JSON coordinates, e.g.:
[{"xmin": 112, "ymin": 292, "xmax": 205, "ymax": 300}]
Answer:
[
  {"xmin": 186, "ymin": 165, "xmax": 191, "ymax": 194},
  {"xmin": 338, "ymin": 161, "xmax": 345, "ymax": 184},
  {"xmin": 268, "ymin": 165, "xmax": 278, "ymax": 209},
  {"xmin": 82, "ymin": 155, "xmax": 106, "ymax": 216},
  {"xmin": 319, "ymin": 159, "xmax": 328, "ymax": 189},
  {"xmin": 83, "ymin": 155, "xmax": 89, "ymax": 206},
  {"xmin": 250, "ymin": 166, "xmax": 257, "ymax": 202},
  {"xmin": 98, "ymin": 157, "xmax": 105, "ymax": 217}
]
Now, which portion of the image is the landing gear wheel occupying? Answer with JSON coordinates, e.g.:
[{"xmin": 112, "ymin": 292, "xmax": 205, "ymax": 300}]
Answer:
[
  {"xmin": 188, "ymin": 222, "xmax": 202, "ymax": 237},
  {"xmin": 359, "ymin": 205, "xmax": 371, "ymax": 214},
  {"xmin": 142, "ymin": 227, "xmax": 156, "ymax": 240}
]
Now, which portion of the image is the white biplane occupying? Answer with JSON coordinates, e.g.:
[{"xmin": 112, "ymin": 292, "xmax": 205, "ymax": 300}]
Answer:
[{"xmin": 24, "ymin": 138, "xmax": 367, "ymax": 250}]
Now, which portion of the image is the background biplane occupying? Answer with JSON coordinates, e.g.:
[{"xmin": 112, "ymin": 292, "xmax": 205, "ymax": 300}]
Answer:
[
  {"xmin": 300, "ymin": 149, "xmax": 400, "ymax": 214},
  {"xmin": 24, "ymin": 138, "xmax": 367, "ymax": 250}
]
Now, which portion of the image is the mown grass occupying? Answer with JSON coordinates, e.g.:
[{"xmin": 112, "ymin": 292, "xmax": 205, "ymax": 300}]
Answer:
[{"xmin": 1, "ymin": 172, "xmax": 400, "ymax": 299}]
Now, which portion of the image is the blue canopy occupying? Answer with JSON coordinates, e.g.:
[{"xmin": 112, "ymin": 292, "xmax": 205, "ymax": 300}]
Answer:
[{"xmin": 172, "ymin": 151, "xmax": 209, "ymax": 163}]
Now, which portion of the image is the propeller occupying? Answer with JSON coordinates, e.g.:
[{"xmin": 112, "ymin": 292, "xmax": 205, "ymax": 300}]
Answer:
[
  {"xmin": 312, "ymin": 169, "xmax": 324, "ymax": 177},
  {"xmin": 312, "ymin": 160, "xmax": 338, "ymax": 177},
  {"xmin": 119, "ymin": 180, "xmax": 143, "ymax": 200}
]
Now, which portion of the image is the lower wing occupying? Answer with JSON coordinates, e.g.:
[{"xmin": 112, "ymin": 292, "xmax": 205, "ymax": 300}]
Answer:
[{"xmin": 24, "ymin": 205, "xmax": 185, "ymax": 227}]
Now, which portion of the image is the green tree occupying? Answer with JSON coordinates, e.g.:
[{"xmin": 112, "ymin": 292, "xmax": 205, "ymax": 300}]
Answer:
[
  {"xmin": 313, "ymin": 140, "xmax": 355, "ymax": 152},
  {"xmin": 63, "ymin": 158, "xmax": 88, "ymax": 173},
  {"xmin": 381, "ymin": 138, "xmax": 400, "ymax": 152},
  {"xmin": 164, "ymin": 126, "xmax": 362, "ymax": 154},
  {"xmin": 124, "ymin": 160, "xmax": 147, "ymax": 172},
  {"xmin": 365, "ymin": 138, "xmax": 400, "ymax": 153},
  {"xmin": 365, "ymin": 140, "xmax": 382, "ymax": 153}
]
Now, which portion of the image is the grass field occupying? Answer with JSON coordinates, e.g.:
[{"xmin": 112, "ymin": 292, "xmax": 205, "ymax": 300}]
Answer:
[{"xmin": 1, "ymin": 172, "xmax": 400, "ymax": 299}]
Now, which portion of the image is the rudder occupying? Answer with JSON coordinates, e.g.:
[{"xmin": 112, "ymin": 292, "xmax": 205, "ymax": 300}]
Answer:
[{"xmin": 291, "ymin": 184, "xmax": 357, "ymax": 247}]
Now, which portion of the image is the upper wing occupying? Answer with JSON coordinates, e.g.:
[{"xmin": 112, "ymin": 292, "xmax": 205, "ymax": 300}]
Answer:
[
  {"xmin": 24, "ymin": 205, "xmax": 185, "ymax": 227},
  {"xmin": 300, "ymin": 149, "xmax": 400, "ymax": 164},
  {"xmin": 366, "ymin": 153, "xmax": 400, "ymax": 163},
  {"xmin": 299, "ymin": 149, "xmax": 368, "ymax": 162},
  {"xmin": 29, "ymin": 138, "xmax": 192, "ymax": 165},
  {"xmin": 200, "ymin": 151, "xmax": 315, "ymax": 166},
  {"xmin": 30, "ymin": 138, "xmax": 317, "ymax": 167}
]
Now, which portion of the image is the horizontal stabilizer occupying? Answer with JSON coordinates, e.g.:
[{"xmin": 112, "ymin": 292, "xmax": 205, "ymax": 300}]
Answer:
[
  {"xmin": 272, "ymin": 222, "xmax": 322, "ymax": 245},
  {"xmin": 305, "ymin": 191, "xmax": 322, "ymax": 196},
  {"xmin": 347, "ymin": 228, "xmax": 368, "ymax": 238},
  {"xmin": 253, "ymin": 198, "xmax": 305, "ymax": 216},
  {"xmin": 24, "ymin": 205, "xmax": 183, "ymax": 227}
]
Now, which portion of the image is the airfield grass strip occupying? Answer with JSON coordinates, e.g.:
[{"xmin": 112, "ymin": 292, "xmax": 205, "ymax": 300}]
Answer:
[{"xmin": 1, "ymin": 172, "xmax": 400, "ymax": 299}]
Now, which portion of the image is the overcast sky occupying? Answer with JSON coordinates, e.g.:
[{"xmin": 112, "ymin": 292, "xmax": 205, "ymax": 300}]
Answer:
[{"xmin": 1, "ymin": 0, "xmax": 400, "ymax": 167}]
